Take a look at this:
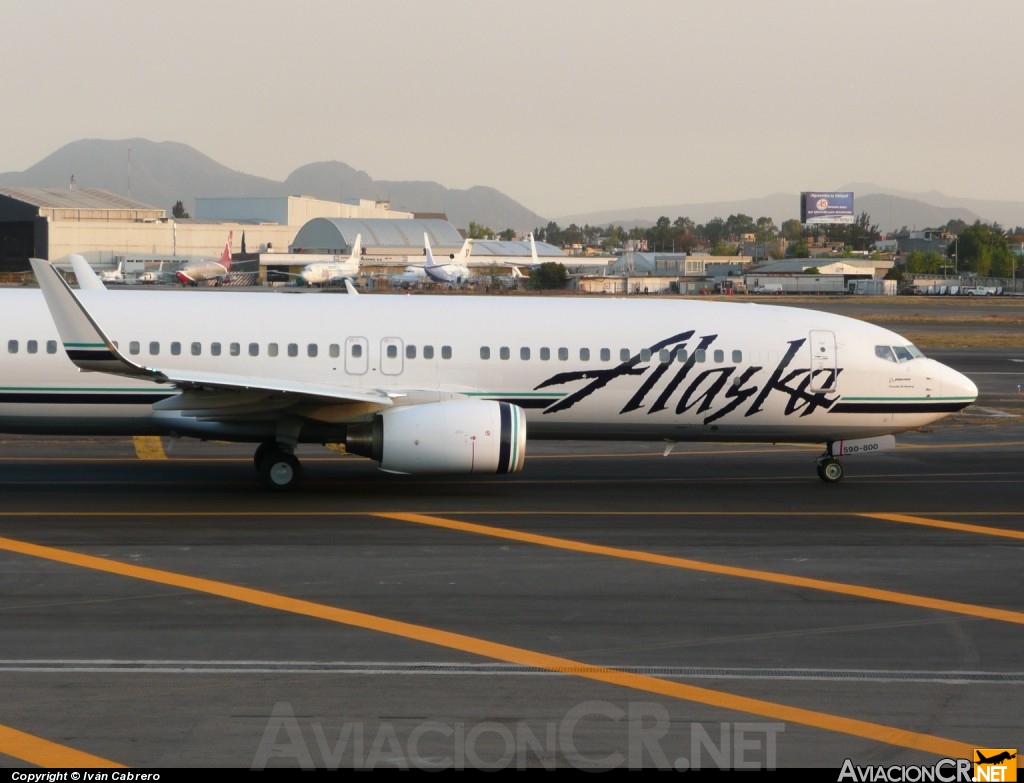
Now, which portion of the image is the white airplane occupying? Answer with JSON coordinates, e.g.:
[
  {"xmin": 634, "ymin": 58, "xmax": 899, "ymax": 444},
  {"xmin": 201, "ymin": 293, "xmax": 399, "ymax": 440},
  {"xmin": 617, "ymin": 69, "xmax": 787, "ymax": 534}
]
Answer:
[
  {"xmin": 99, "ymin": 261, "xmax": 125, "ymax": 284},
  {"xmin": 8, "ymin": 257, "xmax": 978, "ymax": 491},
  {"xmin": 388, "ymin": 265, "xmax": 428, "ymax": 289},
  {"xmin": 422, "ymin": 234, "xmax": 472, "ymax": 286},
  {"xmin": 287, "ymin": 235, "xmax": 362, "ymax": 288},
  {"xmin": 176, "ymin": 231, "xmax": 233, "ymax": 287}
]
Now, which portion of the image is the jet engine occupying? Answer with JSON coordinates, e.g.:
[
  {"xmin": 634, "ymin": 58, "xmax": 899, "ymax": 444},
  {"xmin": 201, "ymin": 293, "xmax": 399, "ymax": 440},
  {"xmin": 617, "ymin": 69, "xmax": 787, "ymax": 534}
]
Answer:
[{"xmin": 345, "ymin": 400, "xmax": 526, "ymax": 474}]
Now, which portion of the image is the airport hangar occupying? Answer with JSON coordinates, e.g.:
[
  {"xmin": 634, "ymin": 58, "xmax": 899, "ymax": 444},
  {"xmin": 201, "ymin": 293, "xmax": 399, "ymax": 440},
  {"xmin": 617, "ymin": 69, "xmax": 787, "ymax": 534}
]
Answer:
[{"xmin": 0, "ymin": 187, "xmax": 562, "ymax": 284}]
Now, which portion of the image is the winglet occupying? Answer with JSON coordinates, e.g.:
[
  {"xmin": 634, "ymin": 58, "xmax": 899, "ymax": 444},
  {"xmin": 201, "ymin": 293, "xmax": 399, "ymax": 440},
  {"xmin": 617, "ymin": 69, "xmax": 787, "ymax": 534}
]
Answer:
[
  {"xmin": 528, "ymin": 233, "xmax": 539, "ymax": 265},
  {"xmin": 30, "ymin": 258, "xmax": 163, "ymax": 380},
  {"xmin": 344, "ymin": 278, "xmax": 359, "ymax": 295},
  {"xmin": 69, "ymin": 254, "xmax": 107, "ymax": 291},
  {"xmin": 349, "ymin": 234, "xmax": 362, "ymax": 263}
]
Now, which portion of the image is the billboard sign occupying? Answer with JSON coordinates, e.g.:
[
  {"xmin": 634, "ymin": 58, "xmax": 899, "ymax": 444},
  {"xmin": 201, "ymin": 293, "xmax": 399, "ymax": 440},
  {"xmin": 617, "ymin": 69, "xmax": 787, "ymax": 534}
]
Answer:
[{"xmin": 800, "ymin": 192, "xmax": 855, "ymax": 224}]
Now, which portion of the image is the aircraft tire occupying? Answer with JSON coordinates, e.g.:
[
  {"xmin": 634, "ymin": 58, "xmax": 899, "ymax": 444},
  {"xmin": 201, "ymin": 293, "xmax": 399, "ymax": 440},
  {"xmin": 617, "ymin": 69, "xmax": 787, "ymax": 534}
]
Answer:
[
  {"xmin": 817, "ymin": 457, "xmax": 844, "ymax": 483},
  {"xmin": 258, "ymin": 449, "xmax": 303, "ymax": 491}
]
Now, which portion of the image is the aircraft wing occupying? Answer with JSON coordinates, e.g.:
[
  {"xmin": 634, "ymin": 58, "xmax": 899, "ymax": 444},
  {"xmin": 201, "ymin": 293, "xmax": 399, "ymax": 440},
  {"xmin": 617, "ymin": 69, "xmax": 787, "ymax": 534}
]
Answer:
[{"xmin": 29, "ymin": 259, "xmax": 391, "ymax": 415}]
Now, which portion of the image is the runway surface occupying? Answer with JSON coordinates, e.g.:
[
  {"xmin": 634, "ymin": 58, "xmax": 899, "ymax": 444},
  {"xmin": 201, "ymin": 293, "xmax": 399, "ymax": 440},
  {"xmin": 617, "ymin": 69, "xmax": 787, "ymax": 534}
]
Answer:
[{"xmin": 0, "ymin": 349, "xmax": 1021, "ymax": 770}]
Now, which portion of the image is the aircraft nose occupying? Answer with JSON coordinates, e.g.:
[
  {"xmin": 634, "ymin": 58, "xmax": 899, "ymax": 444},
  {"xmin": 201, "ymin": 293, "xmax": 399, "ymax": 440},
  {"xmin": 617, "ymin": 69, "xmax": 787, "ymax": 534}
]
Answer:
[{"xmin": 940, "ymin": 363, "xmax": 978, "ymax": 410}]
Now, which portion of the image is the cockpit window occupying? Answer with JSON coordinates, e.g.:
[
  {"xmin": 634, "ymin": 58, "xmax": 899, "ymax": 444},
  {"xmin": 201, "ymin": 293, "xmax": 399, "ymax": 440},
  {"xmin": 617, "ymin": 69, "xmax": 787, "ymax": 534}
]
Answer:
[
  {"xmin": 892, "ymin": 346, "xmax": 914, "ymax": 363},
  {"xmin": 875, "ymin": 344, "xmax": 921, "ymax": 363}
]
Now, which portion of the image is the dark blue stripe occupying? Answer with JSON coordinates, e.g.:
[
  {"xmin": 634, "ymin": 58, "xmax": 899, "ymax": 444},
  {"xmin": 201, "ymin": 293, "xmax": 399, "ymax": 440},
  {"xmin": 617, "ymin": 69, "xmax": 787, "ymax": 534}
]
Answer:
[
  {"xmin": 831, "ymin": 401, "xmax": 971, "ymax": 414},
  {"xmin": 0, "ymin": 392, "xmax": 173, "ymax": 405},
  {"xmin": 497, "ymin": 402, "xmax": 512, "ymax": 474}
]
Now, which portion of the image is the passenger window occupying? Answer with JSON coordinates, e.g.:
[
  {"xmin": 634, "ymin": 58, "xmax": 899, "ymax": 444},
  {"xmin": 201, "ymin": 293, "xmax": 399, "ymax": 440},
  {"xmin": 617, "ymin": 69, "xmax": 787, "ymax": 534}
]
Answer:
[
  {"xmin": 676, "ymin": 348, "xmax": 688, "ymax": 362},
  {"xmin": 308, "ymin": 344, "xmax": 317, "ymax": 358},
  {"xmin": 713, "ymin": 349, "xmax": 724, "ymax": 363},
  {"xmin": 600, "ymin": 348, "xmax": 610, "ymax": 362},
  {"xmin": 500, "ymin": 347, "xmax": 510, "ymax": 360},
  {"xmin": 520, "ymin": 347, "xmax": 530, "ymax": 360},
  {"xmin": 248, "ymin": 342, "xmax": 259, "ymax": 357},
  {"xmin": 620, "ymin": 348, "xmax": 631, "ymax": 361},
  {"xmin": 480, "ymin": 346, "xmax": 490, "ymax": 360},
  {"xmin": 405, "ymin": 345, "xmax": 415, "ymax": 359},
  {"xmin": 230, "ymin": 342, "xmax": 240, "ymax": 357},
  {"xmin": 558, "ymin": 347, "xmax": 568, "ymax": 361},
  {"xmin": 351, "ymin": 344, "xmax": 363, "ymax": 358},
  {"xmin": 329, "ymin": 344, "xmax": 340, "ymax": 358},
  {"xmin": 47, "ymin": 340, "xmax": 57, "ymax": 354},
  {"xmin": 171, "ymin": 342, "xmax": 181, "ymax": 356},
  {"xmin": 386, "ymin": 344, "xmax": 397, "ymax": 359},
  {"xmin": 659, "ymin": 349, "xmax": 670, "ymax": 363},
  {"xmin": 695, "ymin": 349, "xmax": 706, "ymax": 363},
  {"xmin": 27, "ymin": 340, "xmax": 37, "ymax": 354},
  {"xmin": 580, "ymin": 348, "xmax": 590, "ymax": 361},
  {"xmin": 732, "ymin": 350, "xmax": 742, "ymax": 363},
  {"xmin": 441, "ymin": 346, "xmax": 452, "ymax": 359},
  {"xmin": 149, "ymin": 341, "xmax": 160, "ymax": 355},
  {"xmin": 7, "ymin": 340, "xmax": 16, "ymax": 354},
  {"xmin": 211, "ymin": 342, "xmax": 222, "ymax": 356},
  {"xmin": 540, "ymin": 347, "xmax": 550, "ymax": 361},
  {"xmin": 191, "ymin": 342, "xmax": 202, "ymax": 356},
  {"xmin": 639, "ymin": 349, "xmax": 651, "ymax": 362},
  {"xmin": 268, "ymin": 343, "xmax": 279, "ymax": 357},
  {"xmin": 424, "ymin": 345, "xmax": 435, "ymax": 359},
  {"xmin": 286, "ymin": 343, "xmax": 297, "ymax": 357},
  {"xmin": 129, "ymin": 341, "xmax": 140, "ymax": 355}
]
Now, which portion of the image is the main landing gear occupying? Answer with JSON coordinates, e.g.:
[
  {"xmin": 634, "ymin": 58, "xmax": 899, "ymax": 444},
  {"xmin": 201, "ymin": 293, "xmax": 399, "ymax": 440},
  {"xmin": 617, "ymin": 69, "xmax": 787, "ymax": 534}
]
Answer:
[
  {"xmin": 816, "ymin": 445, "xmax": 844, "ymax": 483},
  {"xmin": 254, "ymin": 441, "xmax": 303, "ymax": 491}
]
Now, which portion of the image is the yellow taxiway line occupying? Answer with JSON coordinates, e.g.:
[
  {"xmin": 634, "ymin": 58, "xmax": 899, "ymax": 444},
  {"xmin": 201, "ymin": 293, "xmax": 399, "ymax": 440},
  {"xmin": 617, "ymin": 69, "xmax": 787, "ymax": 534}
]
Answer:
[{"xmin": 0, "ymin": 531, "xmax": 982, "ymax": 762}]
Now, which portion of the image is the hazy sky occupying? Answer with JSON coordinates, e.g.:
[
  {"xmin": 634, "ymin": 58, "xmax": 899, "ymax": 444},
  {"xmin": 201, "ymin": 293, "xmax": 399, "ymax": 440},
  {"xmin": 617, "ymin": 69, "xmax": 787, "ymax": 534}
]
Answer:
[{"xmin": 3, "ymin": 0, "xmax": 1023, "ymax": 217}]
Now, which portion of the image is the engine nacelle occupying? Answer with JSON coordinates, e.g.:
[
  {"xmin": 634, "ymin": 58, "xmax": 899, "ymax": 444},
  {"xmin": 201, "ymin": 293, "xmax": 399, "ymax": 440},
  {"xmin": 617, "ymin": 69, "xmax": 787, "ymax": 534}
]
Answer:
[{"xmin": 345, "ymin": 400, "xmax": 526, "ymax": 474}]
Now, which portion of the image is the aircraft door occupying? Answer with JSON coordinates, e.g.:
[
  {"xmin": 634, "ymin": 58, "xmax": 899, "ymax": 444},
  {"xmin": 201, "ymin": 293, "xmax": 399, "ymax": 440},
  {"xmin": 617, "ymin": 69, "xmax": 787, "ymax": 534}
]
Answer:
[
  {"xmin": 380, "ymin": 337, "xmax": 404, "ymax": 376},
  {"xmin": 345, "ymin": 336, "xmax": 369, "ymax": 375},
  {"xmin": 808, "ymin": 330, "xmax": 837, "ymax": 393}
]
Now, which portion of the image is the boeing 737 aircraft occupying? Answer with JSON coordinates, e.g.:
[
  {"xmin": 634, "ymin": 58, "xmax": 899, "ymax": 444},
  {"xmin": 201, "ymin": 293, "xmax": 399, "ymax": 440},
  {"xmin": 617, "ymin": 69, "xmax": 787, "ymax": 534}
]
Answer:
[
  {"xmin": 5, "ymin": 258, "xmax": 978, "ymax": 491},
  {"xmin": 176, "ymin": 232, "xmax": 233, "ymax": 287},
  {"xmin": 287, "ymin": 235, "xmax": 362, "ymax": 287}
]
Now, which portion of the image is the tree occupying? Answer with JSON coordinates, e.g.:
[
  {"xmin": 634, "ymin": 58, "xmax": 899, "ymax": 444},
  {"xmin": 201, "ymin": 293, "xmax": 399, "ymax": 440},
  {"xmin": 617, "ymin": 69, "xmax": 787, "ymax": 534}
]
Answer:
[
  {"xmin": 780, "ymin": 219, "xmax": 804, "ymax": 242},
  {"xmin": 172, "ymin": 200, "xmax": 190, "ymax": 219},
  {"xmin": 529, "ymin": 261, "xmax": 569, "ymax": 289},
  {"xmin": 498, "ymin": 228, "xmax": 516, "ymax": 241},
  {"xmin": 953, "ymin": 221, "xmax": 1015, "ymax": 276},
  {"xmin": 467, "ymin": 221, "xmax": 494, "ymax": 239}
]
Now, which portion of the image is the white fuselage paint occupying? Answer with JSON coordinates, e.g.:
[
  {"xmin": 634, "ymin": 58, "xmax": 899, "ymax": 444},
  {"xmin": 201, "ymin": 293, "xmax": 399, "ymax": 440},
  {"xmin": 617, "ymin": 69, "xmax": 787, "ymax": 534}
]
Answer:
[{"xmin": 0, "ymin": 289, "xmax": 977, "ymax": 446}]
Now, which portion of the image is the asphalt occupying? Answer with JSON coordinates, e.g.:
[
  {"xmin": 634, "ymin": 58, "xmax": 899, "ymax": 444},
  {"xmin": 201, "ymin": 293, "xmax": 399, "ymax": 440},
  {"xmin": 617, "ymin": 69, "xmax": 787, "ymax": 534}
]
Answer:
[{"xmin": 0, "ymin": 348, "xmax": 1021, "ymax": 770}]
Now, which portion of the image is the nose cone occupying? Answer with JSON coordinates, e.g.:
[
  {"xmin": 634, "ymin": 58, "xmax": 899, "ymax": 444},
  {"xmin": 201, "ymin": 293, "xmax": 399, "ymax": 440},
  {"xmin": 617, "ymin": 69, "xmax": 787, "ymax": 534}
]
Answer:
[{"xmin": 940, "ymin": 363, "xmax": 978, "ymax": 411}]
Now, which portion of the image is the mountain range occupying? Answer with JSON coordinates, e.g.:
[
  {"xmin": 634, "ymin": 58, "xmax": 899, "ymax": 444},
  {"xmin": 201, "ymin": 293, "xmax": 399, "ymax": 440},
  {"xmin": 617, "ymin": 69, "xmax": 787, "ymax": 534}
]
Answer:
[{"xmin": 2, "ymin": 138, "xmax": 1022, "ymax": 236}]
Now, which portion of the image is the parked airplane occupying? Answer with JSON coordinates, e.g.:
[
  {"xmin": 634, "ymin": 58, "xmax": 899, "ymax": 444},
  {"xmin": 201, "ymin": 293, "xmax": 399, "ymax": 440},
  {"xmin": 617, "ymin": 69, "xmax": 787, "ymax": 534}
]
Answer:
[
  {"xmin": 388, "ymin": 265, "xmax": 428, "ymax": 289},
  {"xmin": 286, "ymin": 235, "xmax": 362, "ymax": 288},
  {"xmin": 11, "ymin": 258, "xmax": 978, "ymax": 491},
  {"xmin": 99, "ymin": 261, "xmax": 125, "ymax": 284},
  {"xmin": 176, "ymin": 231, "xmax": 233, "ymax": 287},
  {"xmin": 423, "ymin": 234, "xmax": 472, "ymax": 286}
]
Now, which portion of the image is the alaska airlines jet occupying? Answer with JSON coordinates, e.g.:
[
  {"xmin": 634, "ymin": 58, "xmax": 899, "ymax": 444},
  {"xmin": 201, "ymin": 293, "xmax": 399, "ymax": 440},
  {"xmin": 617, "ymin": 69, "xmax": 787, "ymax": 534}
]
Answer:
[
  {"xmin": 176, "ymin": 232, "xmax": 233, "ymax": 287},
  {"xmin": 7, "ymin": 258, "xmax": 978, "ymax": 490}
]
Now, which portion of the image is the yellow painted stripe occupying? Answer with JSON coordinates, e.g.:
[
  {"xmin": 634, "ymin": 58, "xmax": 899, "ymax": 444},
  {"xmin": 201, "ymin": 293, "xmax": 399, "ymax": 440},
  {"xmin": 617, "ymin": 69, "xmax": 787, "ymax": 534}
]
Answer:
[
  {"xmin": 859, "ymin": 513, "xmax": 1024, "ymax": 541},
  {"xmin": 0, "ymin": 723, "xmax": 123, "ymax": 768},
  {"xmin": 376, "ymin": 512, "xmax": 1024, "ymax": 626},
  {"xmin": 131, "ymin": 436, "xmax": 166, "ymax": 460},
  {"xmin": 0, "ymin": 533, "xmax": 975, "ymax": 760}
]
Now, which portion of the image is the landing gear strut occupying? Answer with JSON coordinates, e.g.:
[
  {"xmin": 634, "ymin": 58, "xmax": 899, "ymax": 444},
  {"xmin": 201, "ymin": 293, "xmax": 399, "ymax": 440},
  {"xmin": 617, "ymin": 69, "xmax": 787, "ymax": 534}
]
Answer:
[
  {"xmin": 816, "ymin": 446, "xmax": 844, "ymax": 483},
  {"xmin": 254, "ymin": 441, "xmax": 303, "ymax": 490}
]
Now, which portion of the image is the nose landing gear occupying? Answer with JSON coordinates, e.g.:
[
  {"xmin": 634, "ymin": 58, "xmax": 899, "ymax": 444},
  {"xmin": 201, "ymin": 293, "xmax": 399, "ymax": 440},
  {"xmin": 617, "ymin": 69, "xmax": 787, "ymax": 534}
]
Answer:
[{"xmin": 816, "ymin": 448, "xmax": 844, "ymax": 483}]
